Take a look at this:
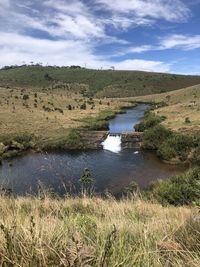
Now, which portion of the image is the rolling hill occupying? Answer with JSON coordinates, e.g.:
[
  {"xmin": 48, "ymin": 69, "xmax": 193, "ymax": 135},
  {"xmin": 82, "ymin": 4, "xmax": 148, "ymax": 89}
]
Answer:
[{"xmin": 1, "ymin": 65, "xmax": 200, "ymax": 97}]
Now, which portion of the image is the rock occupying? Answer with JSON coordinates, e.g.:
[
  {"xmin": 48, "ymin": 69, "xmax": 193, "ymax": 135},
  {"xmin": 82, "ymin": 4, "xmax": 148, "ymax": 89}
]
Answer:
[{"xmin": 121, "ymin": 132, "xmax": 143, "ymax": 143}]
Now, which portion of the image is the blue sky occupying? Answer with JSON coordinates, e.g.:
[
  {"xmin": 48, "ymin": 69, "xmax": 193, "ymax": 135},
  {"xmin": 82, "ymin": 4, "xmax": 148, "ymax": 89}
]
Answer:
[{"xmin": 0, "ymin": 0, "xmax": 200, "ymax": 74}]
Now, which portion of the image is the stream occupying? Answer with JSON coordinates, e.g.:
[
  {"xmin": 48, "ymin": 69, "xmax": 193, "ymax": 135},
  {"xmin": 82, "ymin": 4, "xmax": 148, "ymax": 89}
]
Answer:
[{"xmin": 0, "ymin": 104, "xmax": 187, "ymax": 196}]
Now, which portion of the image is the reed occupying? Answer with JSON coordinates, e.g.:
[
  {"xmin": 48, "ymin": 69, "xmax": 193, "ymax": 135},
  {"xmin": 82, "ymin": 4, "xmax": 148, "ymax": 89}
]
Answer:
[{"xmin": 0, "ymin": 195, "xmax": 199, "ymax": 266}]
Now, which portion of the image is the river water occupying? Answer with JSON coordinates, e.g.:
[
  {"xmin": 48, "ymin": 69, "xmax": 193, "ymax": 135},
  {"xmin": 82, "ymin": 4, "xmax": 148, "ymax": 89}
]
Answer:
[{"xmin": 0, "ymin": 104, "xmax": 186, "ymax": 196}]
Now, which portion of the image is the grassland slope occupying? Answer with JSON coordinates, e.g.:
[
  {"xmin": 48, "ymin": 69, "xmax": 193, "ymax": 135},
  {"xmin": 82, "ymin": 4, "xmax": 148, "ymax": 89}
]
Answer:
[
  {"xmin": 1, "ymin": 65, "xmax": 200, "ymax": 97},
  {"xmin": 133, "ymin": 84, "xmax": 200, "ymax": 132}
]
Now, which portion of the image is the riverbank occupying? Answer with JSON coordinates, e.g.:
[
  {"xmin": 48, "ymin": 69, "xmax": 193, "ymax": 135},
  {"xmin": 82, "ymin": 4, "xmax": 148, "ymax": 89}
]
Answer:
[
  {"xmin": 132, "ymin": 84, "xmax": 200, "ymax": 133},
  {"xmin": 0, "ymin": 195, "xmax": 199, "ymax": 266},
  {"xmin": 0, "ymin": 86, "xmax": 137, "ymax": 159},
  {"xmin": 0, "ymin": 86, "xmax": 138, "ymax": 160}
]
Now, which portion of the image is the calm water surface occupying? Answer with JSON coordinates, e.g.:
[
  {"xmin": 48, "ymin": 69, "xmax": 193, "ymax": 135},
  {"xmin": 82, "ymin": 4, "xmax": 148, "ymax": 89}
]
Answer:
[
  {"xmin": 109, "ymin": 104, "xmax": 149, "ymax": 134},
  {"xmin": 0, "ymin": 104, "xmax": 187, "ymax": 196}
]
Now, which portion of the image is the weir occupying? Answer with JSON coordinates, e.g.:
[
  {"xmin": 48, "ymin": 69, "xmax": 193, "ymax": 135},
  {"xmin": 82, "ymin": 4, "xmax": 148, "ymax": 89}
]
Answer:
[
  {"xmin": 102, "ymin": 132, "xmax": 143, "ymax": 153},
  {"xmin": 102, "ymin": 134, "xmax": 122, "ymax": 153}
]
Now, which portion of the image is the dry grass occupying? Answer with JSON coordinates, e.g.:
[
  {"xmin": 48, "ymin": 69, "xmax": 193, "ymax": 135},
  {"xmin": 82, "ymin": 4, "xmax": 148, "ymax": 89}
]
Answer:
[
  {"xmin": 131, "ymin": 84, "xmax": 200, "ymax": 132},
  {"xmin": 0, "ymin": 87, "xmax": 130, "ymax": 140},
  {"xmin": 1, "ymin": 76, "xmax": 200, "ymax": 266},
  {"xmin": 0, "ymin": 195, "xmax": 199, "ymax": 266}
]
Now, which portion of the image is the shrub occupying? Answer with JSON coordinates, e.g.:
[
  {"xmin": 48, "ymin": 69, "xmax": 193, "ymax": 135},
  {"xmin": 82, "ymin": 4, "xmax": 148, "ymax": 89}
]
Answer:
[
  {"xmin": 14, "ymin": 134, "xmax": 32, "ymax": 145},
  {"xmin": 191, "ymin": 145, "xmax": 200, "ymax": 165},
  {"xmin": 43, "ymin": 106, "xmax": 53, "ymax": 112},
  {"xmin": 185, "ymin": 117, "xmax": 191, "ymax": 124},
  {"xmin": 157, "ymin": 143, "xmax": 176, "ymax": 160},
  {"xmin": 44, "ymin": 73, "xmax": 53, "ymax": 81},
  {"xmin": 55, "ymin": 107, "xmax": 64, "ymax": 114},
  {"xmin": 142, "ymin": 125, "xmax": 172, "ymax": 150},
  {"xmin": 150, "ymin": 168, "xmax": 200, "ymax": 205},
  {"xmin": 157, "ymin": 134, "xmax": 193, "ymax": 161},
  {"xmin": 135, "ymin": 112, "xmax": 165, "ymax": 132},
  {"xmin": 68, "ymin": 104, "xmax": 72, "ymax": 110},
  {"xmin": 80, "ymin": 103, "xmax": 86, "ymax": 110},
  {"xmin": 66, "ymin": 129, "xmax": 83, "ymax": 149},
  {"xmin": 23, "ymin": 94, "xmax": 29, "ymax": 101}
]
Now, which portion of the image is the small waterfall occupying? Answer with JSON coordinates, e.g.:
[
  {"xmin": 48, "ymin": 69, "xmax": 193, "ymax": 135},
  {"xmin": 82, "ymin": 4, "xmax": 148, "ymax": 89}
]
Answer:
[{"xmin": 102, "ymin": 134, "xmax": 122, "ymax": 153}]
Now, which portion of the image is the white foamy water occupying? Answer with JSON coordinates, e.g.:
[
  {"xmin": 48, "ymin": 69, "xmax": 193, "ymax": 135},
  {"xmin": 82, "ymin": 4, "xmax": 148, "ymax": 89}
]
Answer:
[{"xmin": 102, "ymin": 135, "xmax": 122, "ymax": 153}]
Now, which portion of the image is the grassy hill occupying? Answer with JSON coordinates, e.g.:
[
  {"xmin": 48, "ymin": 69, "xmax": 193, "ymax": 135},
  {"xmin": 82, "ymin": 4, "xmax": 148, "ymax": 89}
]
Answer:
[
  {"xmin": 133, "ymin": 84, "xmax": 200, "ymax": 132},
  {"xmin": 1, "ymin": 65, "xmax": 200, "ymax": 97}
]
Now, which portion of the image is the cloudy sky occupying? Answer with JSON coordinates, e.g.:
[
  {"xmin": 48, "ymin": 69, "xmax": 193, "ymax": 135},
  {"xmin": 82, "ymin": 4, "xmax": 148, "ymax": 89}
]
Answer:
[{"xmin": 0, "ymin": 0, "xmax": 200, "ymax": 73}]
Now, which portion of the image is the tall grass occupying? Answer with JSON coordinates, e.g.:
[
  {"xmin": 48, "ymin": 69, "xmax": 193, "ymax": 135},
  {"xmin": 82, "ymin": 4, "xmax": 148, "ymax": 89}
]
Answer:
[{"xmin": 0, "ymin": 195, "xmax": 199, "ymax": 266}]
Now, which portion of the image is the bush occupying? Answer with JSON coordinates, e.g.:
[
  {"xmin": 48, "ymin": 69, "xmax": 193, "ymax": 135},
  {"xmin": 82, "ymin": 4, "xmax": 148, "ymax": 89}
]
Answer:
[
  {"xmin": 142, "ymin": 125, "xmax": 172, "ymax": 150},
  {"xmin": 157, "ymin": 134, "xmax": 193, "ymax": 161},
  {"xmin": 66, "ymin": 129, "xmax": 83, "ymax": 149},
  {"xmin": 157, "ymin": 143, "xmax": 176, "ymax": 161},
  {"xmin": 0, "ymin": 133, "xmax": 33, "ymax": 147},
  {"xmin": 55, "ymin": 107, "xmax": 64, "ymax": 114},
  {"xmin": 135, "ymin": 112, "xmax": 165, "ymax": 132},
  {"xmin": 150, "ymin": 168, "xmax": 200, "ymax": 205},
  {"xmin": 68, "ymin": 104, "xmax": 72, "ymax": 110},
  {"xmin": 80, "ymin": 103, "xmax": 86, "ymax": 110},
  {"xmin": 192, "ymin": 144, "xmax": 200, "ymax": 165},
  {"xmin": 23, "ymin": 94, "xmax": 29, "ymax": 101},
  {"xmin": 185, "ymin": 117, "xmax": 191, "ymax": 124}
]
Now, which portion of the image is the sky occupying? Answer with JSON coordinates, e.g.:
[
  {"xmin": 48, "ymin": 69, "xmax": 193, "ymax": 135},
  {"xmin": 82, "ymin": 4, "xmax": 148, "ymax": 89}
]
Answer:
[{"xmin": 0, "ymin": 0, "xmax": 200, "ymax": 74}]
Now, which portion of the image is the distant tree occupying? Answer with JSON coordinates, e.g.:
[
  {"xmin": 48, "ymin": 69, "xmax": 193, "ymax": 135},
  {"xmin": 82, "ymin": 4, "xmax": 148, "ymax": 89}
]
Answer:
[
  {"xmin": 68, "ymin": 104, "xmax": 72, "ymax": 110},
  {"xmin": 23, "ymin": 94, "xmax": 29, "ymax": 101},
  {"xmin": 80, "ymin": 103, "xmax": 86, "ymax": 110},
  {"xmin": 70, "ymin": 65, "xmax": 81, "ymax": 69}
]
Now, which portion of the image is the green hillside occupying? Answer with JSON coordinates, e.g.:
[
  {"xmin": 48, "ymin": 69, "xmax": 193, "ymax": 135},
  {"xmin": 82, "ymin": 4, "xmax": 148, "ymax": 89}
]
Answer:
[{"xmin": 1, "ymin": 65, "xmax": 200, "ymax": 97}]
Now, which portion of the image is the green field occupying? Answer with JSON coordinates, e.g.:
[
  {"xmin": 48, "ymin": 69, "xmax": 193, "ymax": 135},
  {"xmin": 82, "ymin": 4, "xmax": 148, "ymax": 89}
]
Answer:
[{"xmin": 1, "ymin": 65, "xmax": 200, "ymax": 97}]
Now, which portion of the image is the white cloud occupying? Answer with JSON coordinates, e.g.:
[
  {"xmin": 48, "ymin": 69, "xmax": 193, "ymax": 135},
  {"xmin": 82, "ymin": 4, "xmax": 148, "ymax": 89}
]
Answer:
[
  {"xmin": 49, "ymin": 14, "xmax": 105, "ymax": 39},
  {"xmin": 97, "ymin": 0, "xmax": 190, "ymax": 22},
  {"xmin": 0, "ymin": 1, "xmax": 192, "ymax": 72},
  {"xmin": 0, "ymin": 0, "xmax": 191, "ymax": 43},
  {"xmin": 129, "ymin": 45, "xmax": 154, "ymax": 53},
  {"xmin": 0, "ymin": 32, "xmax": 96, "ymax": 67},
  {"xmin": 118, "ymin": 34, "xmax": 200, "ymax": 56},
  {"xmin": 0, "ymin": 32, "xmax": 171, "ymax": 72},
  {"xmin": 160, "ymin": 34, "xmax": 200, "ymax": 50},
  {"xmin": 44, "ymin": 0, "xmax": 87, "ymax": 14},
  {"xmin": 110, "ymin": 59, "xmax": 171, "ymax": 72}
]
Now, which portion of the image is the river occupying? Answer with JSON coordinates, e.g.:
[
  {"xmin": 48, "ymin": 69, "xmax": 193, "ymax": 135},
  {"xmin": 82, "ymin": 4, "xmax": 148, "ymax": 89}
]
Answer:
[{"xmin": 0, "ymin": 104, "xmax": 186, "ymax": 196}]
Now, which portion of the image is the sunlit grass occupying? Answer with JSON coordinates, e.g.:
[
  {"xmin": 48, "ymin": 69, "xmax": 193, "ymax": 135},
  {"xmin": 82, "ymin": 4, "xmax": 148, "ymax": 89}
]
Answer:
[{"xmin": 0, "ymin": 195, "xmax": 199, "ymax": 266}]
